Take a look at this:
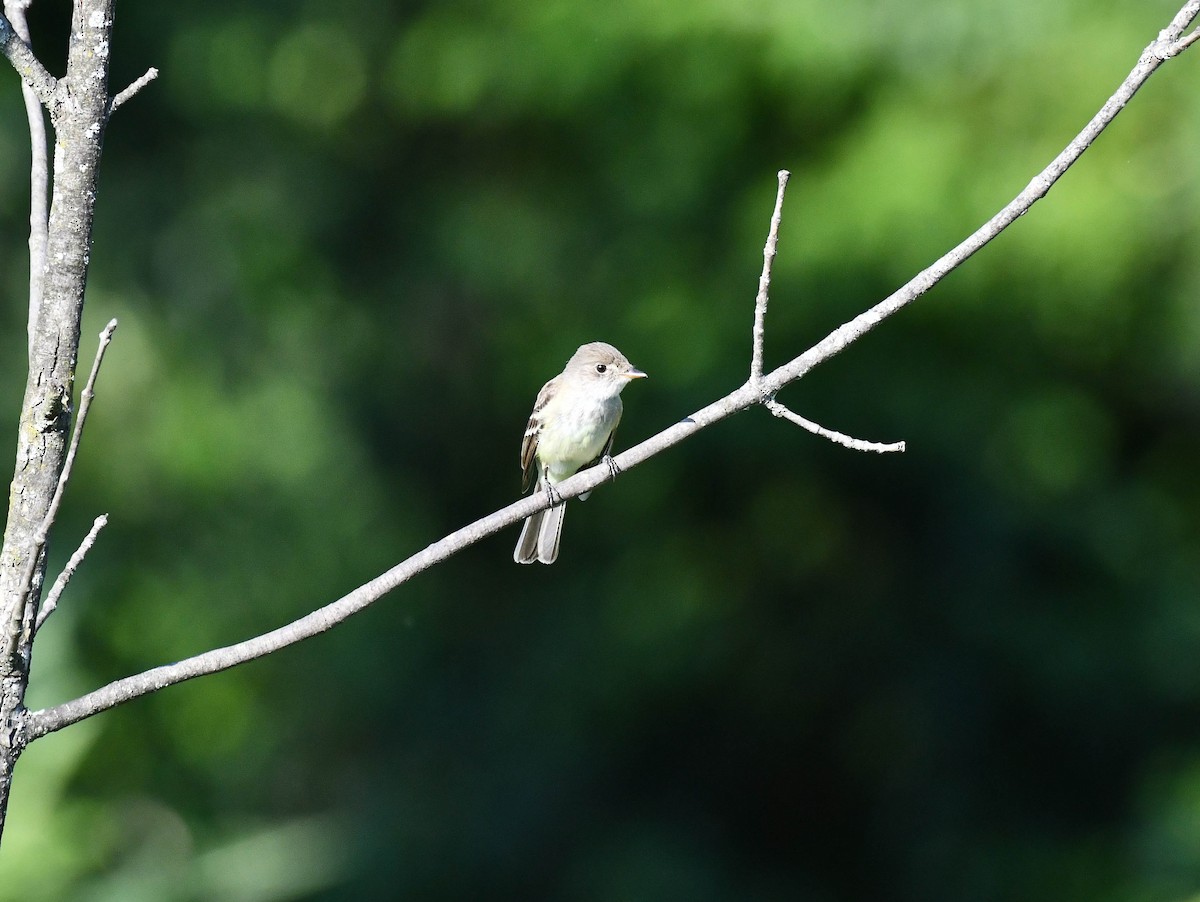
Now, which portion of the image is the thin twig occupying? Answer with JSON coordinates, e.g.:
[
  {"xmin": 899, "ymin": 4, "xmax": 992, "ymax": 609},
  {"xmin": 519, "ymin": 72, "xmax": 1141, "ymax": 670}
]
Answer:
[
  {"xmin": 109, "ymin": 66, "xmax": 158, "ymax": 115},
  {"xmin": 35, "ymin": 514, "xmax": 107, "ymax": 634},
  {"xmin": 751, "ymin": 170, "xmax": 790, "ymax": 385},
  {"xmin": 21, "ymin": 0, "xmax": 1200, "ymax": 742},
  {"xmin": 3, "ymin": 1, "xmax": 49, "ymax": 349},
  {"xmin": 1170, "ymin": 27, "xmax": 1200, "ymax": 53},
  {"xmin": 765, "ymin": 399, "xmax": 904, "ymax": 454},
  {"xmin": 12, "ymin": 320, "xmax": 118, "ymax": 630},
  {"xmin": 40, "ymin": 319, "xmax": 117, "ymax": 544}
]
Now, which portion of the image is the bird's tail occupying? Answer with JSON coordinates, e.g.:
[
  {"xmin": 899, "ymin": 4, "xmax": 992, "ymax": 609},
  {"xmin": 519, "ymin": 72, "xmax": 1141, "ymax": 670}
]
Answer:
[{"xmin": 514, "ymin": 501, "xmax": 566, "ymax": 564}]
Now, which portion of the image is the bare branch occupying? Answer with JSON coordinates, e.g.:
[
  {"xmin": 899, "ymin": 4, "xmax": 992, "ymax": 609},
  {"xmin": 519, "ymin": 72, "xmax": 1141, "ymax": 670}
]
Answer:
[
  {"xmin": 3, "ymin": 2, "xmax": 49, "ymax": 348},
  {"xmin": 765, "ymin": 399, "xmax": 904, "ymax": 454},
  {"xmin": 1, "ymin": 0, "xmax": 117, "ymax": 837},
  {"xmin": 35, "ymin": 514, "xmax": 107, "ymax": 634},
  {"xmin": 39, "ymin": 319, "xmax": 117, "ymax": 543},
  {"xmin": 1169, "ymin": 27, "xmax": 1200, "ymax": 54},
  {"xmin": 750, "ymin": 170, "xmax": 790, "ymax": 386},
  {"xmin": 1159, "ymin": 0, "xmax": 1200, "ymax": 50},
  {"xmin": 21, "ymin": 0, "xmax": 1200, "ymax": 742},
  {"xmin": 759, "ymin": 1, "xmax": 1200, "ymax": 399},
  {"xmin": 109, "ymin": 66, "xmax": 158, "ymax": 115},
  {"xmin": 12, "ymin": 320, "xmax": 117, "ymax": 629},
  {"xmin": 0, "ymin": 10, "xmax": 59, "ymax": 111}
]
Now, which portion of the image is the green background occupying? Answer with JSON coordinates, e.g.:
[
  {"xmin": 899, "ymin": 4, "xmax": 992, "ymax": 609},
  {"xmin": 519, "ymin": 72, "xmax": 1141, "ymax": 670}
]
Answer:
[{"xmin": 3, "ymin": 0, "xmax": 1200, "ymax": 899}]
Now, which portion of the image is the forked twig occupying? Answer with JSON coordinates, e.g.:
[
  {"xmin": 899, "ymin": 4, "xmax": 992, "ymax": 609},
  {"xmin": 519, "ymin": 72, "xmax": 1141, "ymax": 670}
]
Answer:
[
  {"xmin": 13, "ymin": 320, "xmax": 118, "ymax": 630},
  {"xmin": 748, "ymin": 172, "xmax": 904, "ymax": 452}
]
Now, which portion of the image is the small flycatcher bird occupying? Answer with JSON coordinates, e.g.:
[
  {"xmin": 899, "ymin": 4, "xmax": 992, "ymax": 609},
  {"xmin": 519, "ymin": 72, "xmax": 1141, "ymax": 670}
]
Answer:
[{"xmin": 514, "ymin": 341, "xmax": 647, "ymax": 564}]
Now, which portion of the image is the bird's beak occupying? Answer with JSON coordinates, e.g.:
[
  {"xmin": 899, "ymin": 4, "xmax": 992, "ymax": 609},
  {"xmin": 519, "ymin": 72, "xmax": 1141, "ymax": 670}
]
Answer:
[{"xmin": 624, "ymin": 368, "xmax": 647, "ymax": 380}]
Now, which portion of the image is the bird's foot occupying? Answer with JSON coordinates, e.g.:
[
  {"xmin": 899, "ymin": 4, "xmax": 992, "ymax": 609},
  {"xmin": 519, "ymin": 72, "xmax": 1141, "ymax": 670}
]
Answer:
[{"xmin": 602, "ymin": 454, "xmax": 621, "ymax": 483}]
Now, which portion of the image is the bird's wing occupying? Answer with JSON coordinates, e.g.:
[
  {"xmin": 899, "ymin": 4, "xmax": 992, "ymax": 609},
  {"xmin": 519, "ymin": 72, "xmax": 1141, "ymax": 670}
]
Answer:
[{"xmin": 520, "ymin": 377, "xmax": 556, "ymax": 493}]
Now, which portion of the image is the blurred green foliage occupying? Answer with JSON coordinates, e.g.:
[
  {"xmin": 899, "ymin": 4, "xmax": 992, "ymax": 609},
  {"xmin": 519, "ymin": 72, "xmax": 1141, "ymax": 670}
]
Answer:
[{"xmin": 2, "ymin": 0, "xmax": 1200, "ymax": 899}]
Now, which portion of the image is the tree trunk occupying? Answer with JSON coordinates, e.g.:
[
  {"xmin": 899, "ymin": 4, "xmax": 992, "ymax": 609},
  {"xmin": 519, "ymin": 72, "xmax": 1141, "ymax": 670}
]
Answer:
[{"xmin": 0, "ymin": 0, "xmax": 113, "ymax": 844}]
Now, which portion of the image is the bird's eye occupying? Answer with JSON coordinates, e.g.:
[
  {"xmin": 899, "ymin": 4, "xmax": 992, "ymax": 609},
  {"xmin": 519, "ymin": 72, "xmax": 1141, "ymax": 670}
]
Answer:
[{"xmin": 595, "ymin": 364, "xmax": 607, "ymax": 374}]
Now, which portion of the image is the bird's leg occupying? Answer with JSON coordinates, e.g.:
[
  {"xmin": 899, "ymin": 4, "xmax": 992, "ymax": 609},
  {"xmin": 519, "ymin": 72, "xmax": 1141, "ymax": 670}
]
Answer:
[
  {"xmin": 542, "ymin": 466, "xmax": 563, "ymax": 507},
  {"xmin": 601, "ymin": 454, "xmax": 621, "ymax": 483}
]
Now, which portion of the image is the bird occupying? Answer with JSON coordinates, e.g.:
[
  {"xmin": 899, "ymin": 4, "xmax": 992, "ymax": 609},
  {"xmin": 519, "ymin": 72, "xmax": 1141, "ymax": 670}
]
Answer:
[{"xmin": 514, "ymin": 341, "xmax": 647, "ymax": 564}]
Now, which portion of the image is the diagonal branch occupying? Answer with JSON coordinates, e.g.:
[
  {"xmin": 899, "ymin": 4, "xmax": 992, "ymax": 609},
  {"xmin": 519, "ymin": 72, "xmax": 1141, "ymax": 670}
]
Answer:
[
  {"xmin": 1178, "ymin": 28, "xmax": 1200, "ymax": 52},
  {"xmin": 760, "ymin": 0, "xmax": 1200, "ymax": 397},
  {"xmin": 35, "ymin": 514, "xmax": 107, "ymax": 634},
  {"xmin": 0, "ymin": 10, "xmax": 59, "ymax": 112},
  {"xmin": 1179, "ymin": 28, "xmax": 1200, "ymax": 52},
  {"xmin": 20, "ymin": 0, "xmax": 1200, "ymax": 742},
  {"xmin": 765, "ymin": 399, "xmax": 904, "ymax": 454},
  {"xmin": 109, "ymin": 66, "xmax": 158, "ymax": 115}
]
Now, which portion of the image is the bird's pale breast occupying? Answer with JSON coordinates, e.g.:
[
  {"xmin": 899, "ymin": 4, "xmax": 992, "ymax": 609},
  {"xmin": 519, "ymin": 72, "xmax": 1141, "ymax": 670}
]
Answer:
[{"xmin": 537, "ymin": 394, "xmax": 622, "ymax": 483}]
